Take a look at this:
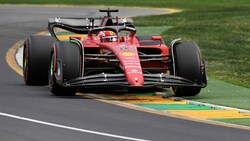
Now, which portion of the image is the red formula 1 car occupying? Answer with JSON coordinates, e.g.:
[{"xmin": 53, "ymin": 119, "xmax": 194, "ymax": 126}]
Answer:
[{"xmin": 23, "ymin": 9, "xmax": 207, "ymax": 96}]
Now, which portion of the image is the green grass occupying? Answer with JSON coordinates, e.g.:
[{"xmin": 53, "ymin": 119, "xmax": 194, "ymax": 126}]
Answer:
[
  {"xmin": 184, "ymin": 78, "xmax": 250, "ymax": 110},
  {"xmin": 1, "ymin": 0, "xmax": 249, "ymax": 88},
  {"xmin": 133, "ymin": 4, "xmax": 250, "ymax": 88},
  {"xmin": 136, "ymin": 26, "xmax": 172, "ymax": 36}
]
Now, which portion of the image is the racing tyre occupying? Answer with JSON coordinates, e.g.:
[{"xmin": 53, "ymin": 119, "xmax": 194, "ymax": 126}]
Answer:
[
  {"xmin": 23, "ymin": 36, "xmax": 55, "ymax": 85},
  {"xmin": 49, "ymin": 41, "xmax": 81, "ymax": 96},
  {"xmin": 172, "ymin": 42, "xmax": 202, "ymax": 96}
]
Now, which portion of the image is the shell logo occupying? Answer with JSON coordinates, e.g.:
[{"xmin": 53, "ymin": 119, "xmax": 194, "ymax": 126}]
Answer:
[
  {"xmin": 122, "ymin": 52, "xmax": 135, "ymax": 57},
  {"xmin": 109, "ymin": 31, "xmax": 114, "ymax": 35}
]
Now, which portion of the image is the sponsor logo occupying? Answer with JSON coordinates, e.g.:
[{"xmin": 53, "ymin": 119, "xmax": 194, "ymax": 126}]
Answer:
[
  {"xmin": 109, "ymin": 31, "xmax": 114, "ymax": 35},
  {"xmin": 122, "ymin": 52, "xmax": 135, "ymax": 57},
  {"xmin": 131, "ymin": 69, "xmax": 138, "ymax": 72}
]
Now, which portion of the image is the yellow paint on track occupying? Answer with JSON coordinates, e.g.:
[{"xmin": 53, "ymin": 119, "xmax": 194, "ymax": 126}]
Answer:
[
  {"xmin": 166, "ymin": 110, "xmax": 250, "ymax": 119},
  {"xmin": 57, "ymin": 34, "xmax": 85, "ymax": 40},
  {"xmin": 127, "ymin": 101, "xmax": 186, "ymax": 104},
  {"xmin": 101, "ymin": 94, "xmax": 187, "ymax": 104},
  {"xmin": 78, "ymin": 93, "xmax": 250, "ymax": 131},
  {"xmin": 101, "ymin": 93, "xmax": 250, "ymax": 121},
  {"xmin": 6, "ymin": 40, "xmax": 24, "ymax": 76}
]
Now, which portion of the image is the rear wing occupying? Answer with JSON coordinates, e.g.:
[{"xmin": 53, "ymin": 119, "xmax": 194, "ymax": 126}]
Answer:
[
  {"xmin": 99, "ymin": 8, "xmax": 119, "ymax": 17},
  {"xmin": 48, "ymin": 17, "xmax": 99, "ymax": 37},
  {"xmin": 48, "ymin": 17, "xmax": 134, "ymax": 37}
]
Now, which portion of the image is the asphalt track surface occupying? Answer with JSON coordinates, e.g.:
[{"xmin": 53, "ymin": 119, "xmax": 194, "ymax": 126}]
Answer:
[{"xmin": 0, "ymin": 5, "xmax": 250, "ymax": 141}]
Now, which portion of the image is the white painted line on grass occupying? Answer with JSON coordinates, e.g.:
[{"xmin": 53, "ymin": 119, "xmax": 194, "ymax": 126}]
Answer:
[{"xmin": 0, "ymin": 112, "xmax": 150, "ymax": 141}]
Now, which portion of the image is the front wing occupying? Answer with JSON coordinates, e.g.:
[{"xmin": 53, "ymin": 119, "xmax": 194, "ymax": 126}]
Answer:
[{"xmin": 62, "ymin": 73, "xmax": 207, "ymax": 88}]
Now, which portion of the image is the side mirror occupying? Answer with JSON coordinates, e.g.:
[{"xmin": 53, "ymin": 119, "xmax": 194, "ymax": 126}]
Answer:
[{"xmin": 151, "ymin": 36, "xmax": 162, "ymax": 45}]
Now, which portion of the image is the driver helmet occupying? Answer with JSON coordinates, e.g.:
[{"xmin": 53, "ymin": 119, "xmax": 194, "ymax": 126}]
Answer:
[{"xmin": 101, "ymin": 31, "xmax": 117, "ymax": 42}]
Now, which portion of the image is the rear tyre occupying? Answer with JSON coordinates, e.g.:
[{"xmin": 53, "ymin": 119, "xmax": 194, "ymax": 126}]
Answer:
[
  {"xmin": 49, "ymin": 41, "xmax": 81, "ymax": 96},
  {"xmin": 171, "ymin": 42, "xmax": 202, "ymax": 96},
  {"xmin": 23, "ymin": 36, "xmax": 55, "ymax": 85}
]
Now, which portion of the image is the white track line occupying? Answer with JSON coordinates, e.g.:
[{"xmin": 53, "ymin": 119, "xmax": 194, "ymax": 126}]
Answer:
[{"xmin": 0, "ymin": 112, "xmax": 150, "ymax": 141}]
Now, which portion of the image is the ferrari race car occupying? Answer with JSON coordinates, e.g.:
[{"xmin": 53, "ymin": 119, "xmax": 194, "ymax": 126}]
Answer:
[{"xmin": 23, "ymin": 9, "xmax": 207, "ymax": 96}]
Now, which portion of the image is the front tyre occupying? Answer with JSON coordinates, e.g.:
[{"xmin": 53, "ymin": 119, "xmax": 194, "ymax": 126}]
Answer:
[
  {"xmin": 49, "ymin": 52, "xmax": 76, "ymax": 96},
  {"xmin": 171, "ymin": 42, "xmax": 202, "ymax": 96},
  {"xmin": 49, "ymin": 41, "xmax": 81, "ymax": 96}
]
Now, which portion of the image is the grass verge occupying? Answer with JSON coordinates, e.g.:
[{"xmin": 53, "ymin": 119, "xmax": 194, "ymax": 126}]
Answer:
[
  {"xmin": 186, "ymin": 78, "xmax": 250, "ymax": 110},
  {"xmin": 137, "ymin": 26, "xmax": 250, "ymax": 110},
  {"xmin": 133, "ymin": 3, "xmax": 250, "ymax": 88}
]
